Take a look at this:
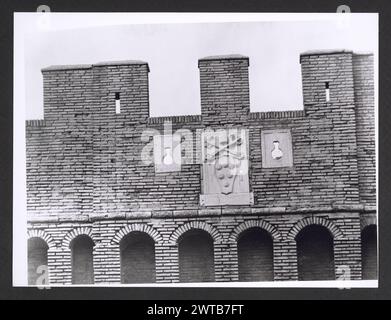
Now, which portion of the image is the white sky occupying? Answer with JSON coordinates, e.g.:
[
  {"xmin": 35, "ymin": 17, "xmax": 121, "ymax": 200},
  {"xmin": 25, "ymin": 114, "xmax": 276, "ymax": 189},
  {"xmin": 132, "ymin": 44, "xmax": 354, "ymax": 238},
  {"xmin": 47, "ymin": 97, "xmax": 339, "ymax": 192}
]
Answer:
[{"xmin": 19, "ymin": 13, "xmax": 378, "ymax": 119}]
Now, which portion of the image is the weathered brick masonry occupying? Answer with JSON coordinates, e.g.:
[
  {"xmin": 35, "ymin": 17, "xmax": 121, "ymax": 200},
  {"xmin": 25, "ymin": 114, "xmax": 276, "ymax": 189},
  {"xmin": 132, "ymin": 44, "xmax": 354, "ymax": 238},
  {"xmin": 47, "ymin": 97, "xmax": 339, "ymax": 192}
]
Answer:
[{"xmin": 26, "ymin": 50, "xmax": 377, "ymax": 284}]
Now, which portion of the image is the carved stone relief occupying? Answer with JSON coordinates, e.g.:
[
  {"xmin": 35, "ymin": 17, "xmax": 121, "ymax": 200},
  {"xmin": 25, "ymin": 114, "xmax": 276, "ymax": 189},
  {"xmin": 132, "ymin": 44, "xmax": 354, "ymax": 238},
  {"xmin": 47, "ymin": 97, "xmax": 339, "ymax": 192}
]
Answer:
[
  {"xmin": 261, "ymin": 129, "xmax": 293, "ymax": 168},
  {"xmin": 200, "ymin": 128, "xmax": 253, "ymax": 206}
]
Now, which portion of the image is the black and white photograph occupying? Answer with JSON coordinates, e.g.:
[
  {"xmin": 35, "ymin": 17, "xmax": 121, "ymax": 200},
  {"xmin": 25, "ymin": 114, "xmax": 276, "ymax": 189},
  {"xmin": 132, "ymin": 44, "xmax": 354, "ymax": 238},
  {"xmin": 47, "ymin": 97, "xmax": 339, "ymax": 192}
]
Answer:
[{"xmin": 13, "ymin": 12, "xmax": 378, "ymax": 288}]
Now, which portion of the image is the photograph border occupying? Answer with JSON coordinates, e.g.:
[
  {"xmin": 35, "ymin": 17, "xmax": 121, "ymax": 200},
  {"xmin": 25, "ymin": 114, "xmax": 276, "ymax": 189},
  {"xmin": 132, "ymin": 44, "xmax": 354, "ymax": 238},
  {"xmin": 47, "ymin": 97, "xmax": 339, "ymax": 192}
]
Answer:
[{"xmin": 1, "ymin": 0, "xmax": 390, "ymax": 300}]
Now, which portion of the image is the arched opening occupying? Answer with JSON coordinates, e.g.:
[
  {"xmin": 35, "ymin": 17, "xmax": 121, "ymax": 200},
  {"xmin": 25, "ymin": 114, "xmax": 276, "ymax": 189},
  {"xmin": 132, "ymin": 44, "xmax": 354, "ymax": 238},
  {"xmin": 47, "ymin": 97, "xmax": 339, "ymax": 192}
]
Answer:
[
  {"xmin": 296, "ymin": 225, "xmax": 335, "ymax": 280},
  {"xmin": 71, "ymin": 235, "xmax": 94, "ymax": 284},
  {"xmin": 28, "ymin": 237, "xmax": 49, "ymax": 285},
  {"xmin": 178, "ymin": 229, "xmax": 214, "ymax": 282},
  {"xmin": 237, "ymin": 227, "xmax": 274, "ymax": 281},
  {"xmin": 120, "ymin": 232, "xmax": 156, "ymax": 283},
  {"xmin": 361, "ymin": 225, "xmax": 377, "ymax": 280}
]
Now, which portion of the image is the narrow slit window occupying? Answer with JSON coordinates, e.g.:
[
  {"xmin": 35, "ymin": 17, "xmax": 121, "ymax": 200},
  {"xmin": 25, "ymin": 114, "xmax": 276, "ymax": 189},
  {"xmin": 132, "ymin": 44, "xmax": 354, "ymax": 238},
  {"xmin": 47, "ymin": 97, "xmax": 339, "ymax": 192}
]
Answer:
[
  {"xmin": 115, "ymin": 92, "xmax": 121, "ymax": 114},
  {"xmin": 325, "ymin": 82, "xmax": 330, "ymax": 102}
]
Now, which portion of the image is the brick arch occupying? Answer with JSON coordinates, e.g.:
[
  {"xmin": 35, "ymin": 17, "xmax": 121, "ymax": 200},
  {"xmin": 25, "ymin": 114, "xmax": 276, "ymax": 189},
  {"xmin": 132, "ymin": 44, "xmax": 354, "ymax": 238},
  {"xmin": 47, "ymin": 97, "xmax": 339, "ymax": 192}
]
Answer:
[
  {"xmin": 112, "ymin": 224, "xmax": 162, "ymax": 245},
  {"xmin": 61, "ymin": 227, "xmax": 95, "ymax": 249},
  {"xmin": 229, "ymin": 219, "xmax": 281, "ymax": 242},
  {"xmin": 169, "ymin": 221, "xmax": 222, "ymax": 244},
  {"xmin": 27, "ymin": 229, "xmax": 55, "ymax": 249},
  {"xmin": 361, "ymin": 216, "xmax": 377, "ymax": 231},
  {"xmin": 287, "ymin": 216, "xmax": 343, "ymax": 241}
]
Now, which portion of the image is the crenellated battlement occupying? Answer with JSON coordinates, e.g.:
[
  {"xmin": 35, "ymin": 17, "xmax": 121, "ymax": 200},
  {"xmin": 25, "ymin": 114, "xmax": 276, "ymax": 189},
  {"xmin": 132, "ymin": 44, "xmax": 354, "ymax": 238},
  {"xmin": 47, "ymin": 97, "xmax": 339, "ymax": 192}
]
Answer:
[
  {"xmin": 31, "ymin": 50, "xmax": 374, "ymax": 126},
  {"xmin": 26, "ymin": 119, "xmax": 46, "ymax": 127},
  {"xmin": 25, "ymin": 50, "xmax": 377, "ymax": 285},
  {"xmin": 26, "ymin": 50, "xmax": 375, "ymax": 216}
]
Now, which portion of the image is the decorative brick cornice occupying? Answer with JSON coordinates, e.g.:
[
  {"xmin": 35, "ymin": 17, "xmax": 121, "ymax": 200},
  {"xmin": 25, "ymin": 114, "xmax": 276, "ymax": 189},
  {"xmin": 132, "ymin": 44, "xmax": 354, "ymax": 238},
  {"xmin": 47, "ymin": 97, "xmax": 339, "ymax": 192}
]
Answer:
[
  {"xmin": 250, "ymin": 110, "xmax": 305, "ymax": 120},
  {"xmin": 229, "ymin": 219, "xmax": 281, "ymax": 242},
  {"xmin": 26, "ymin": 119, "xmax": 46, "ymax": 127},
  {"xmin": 169, "ymin": 221, "xmax": 222, "ymax": 244},
  {"xmin": 287, "ymin": 216, "xmax": 344, "ymax": 241},
  {"xmin": 112, "ymin": 224, "xmax": 162, "ymax": 244},
  {"xmin": 148, "ymin": 115, "xmax": 202, "ymax": 124}
]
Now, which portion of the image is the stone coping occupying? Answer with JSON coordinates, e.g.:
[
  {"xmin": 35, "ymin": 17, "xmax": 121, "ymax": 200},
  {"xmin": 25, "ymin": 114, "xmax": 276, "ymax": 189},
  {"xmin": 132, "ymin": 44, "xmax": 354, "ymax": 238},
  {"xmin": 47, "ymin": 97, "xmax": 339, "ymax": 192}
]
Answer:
[
  {"xmin": 199, "ymin": 54, "xmax": 249, "ymax": 61},
  {"xmin": 300, "ymin": 49, "xmax": 353, "ymax": 57},
  {"xmin": 41, "ymin": 60, "xmax": 149, "ymax": 72}
]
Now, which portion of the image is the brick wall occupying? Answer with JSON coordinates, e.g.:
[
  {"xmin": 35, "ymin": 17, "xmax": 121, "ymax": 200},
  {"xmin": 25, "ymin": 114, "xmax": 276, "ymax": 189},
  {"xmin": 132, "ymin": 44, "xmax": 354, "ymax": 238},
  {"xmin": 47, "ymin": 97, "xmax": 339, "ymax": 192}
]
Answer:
[
  {"xmin": 27, "ymin": 65, "xmax": 94, "ymax": 216},
  {"xmin": 26, "ymin": 51, "xmax": 376, "ymax": 284},
  {"xmin": 199, "ymin": 55, "xmax": 250, "ymax": 125},
  {"xmin": 353, "ymin": 54, "xmax": 376, "ymax": 206},
  {"xmin": 299, "ymin": 51, "xmax": 359, "ymax": 206}
]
